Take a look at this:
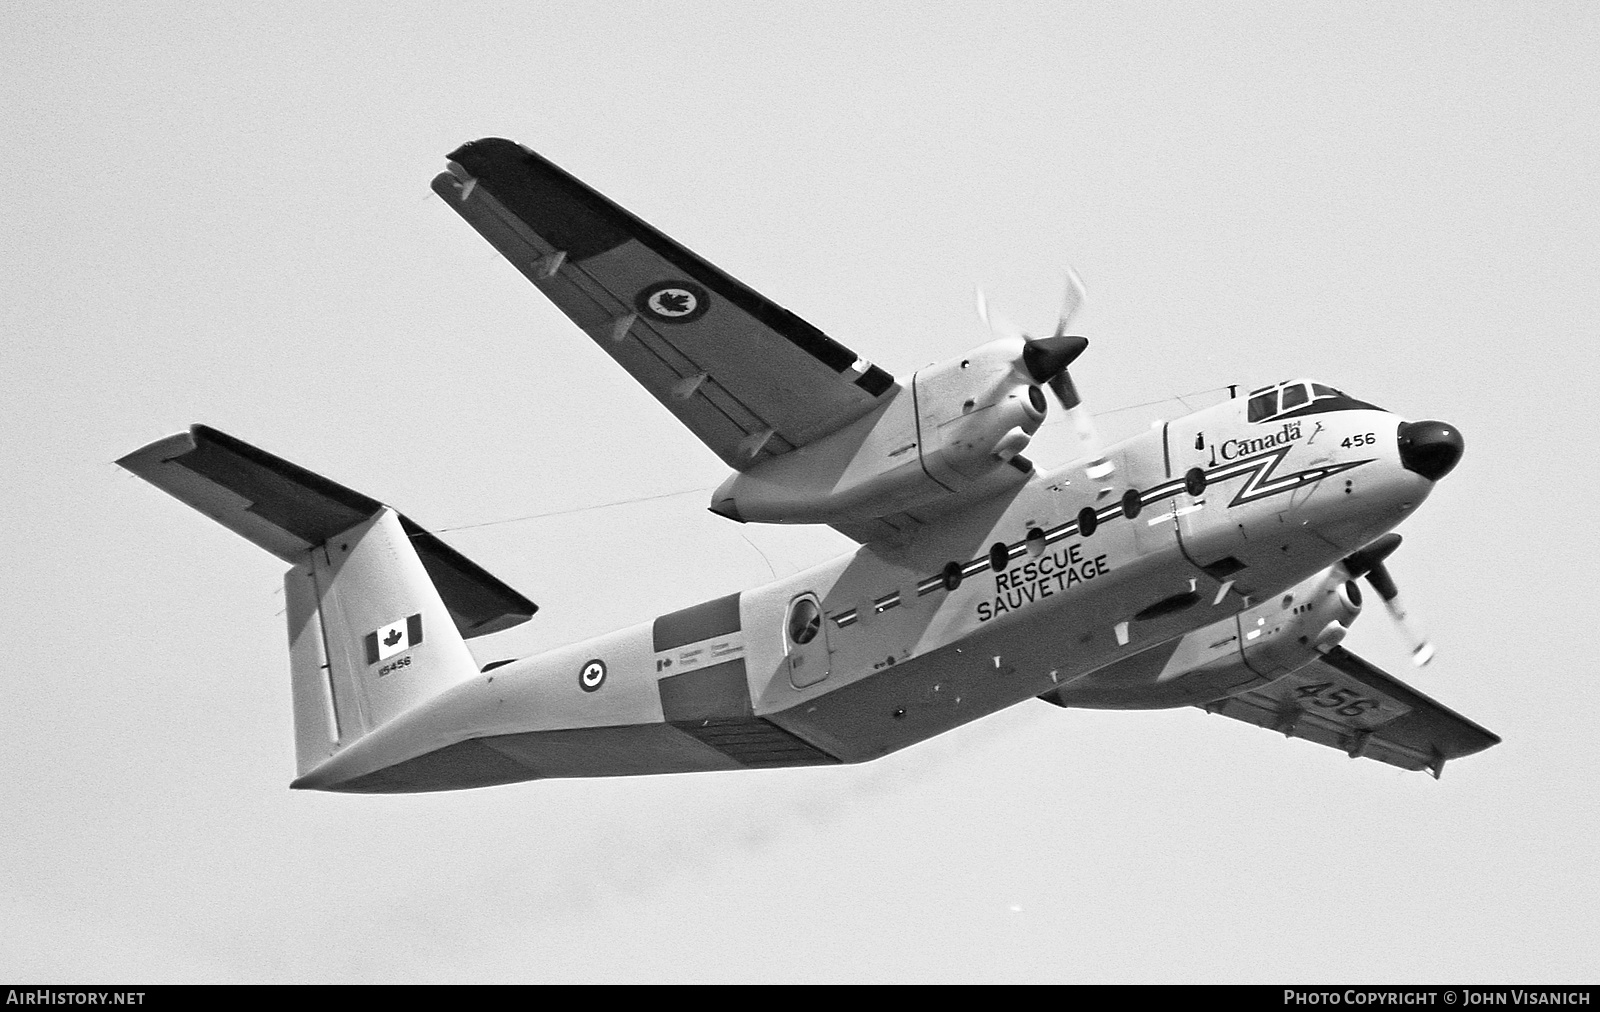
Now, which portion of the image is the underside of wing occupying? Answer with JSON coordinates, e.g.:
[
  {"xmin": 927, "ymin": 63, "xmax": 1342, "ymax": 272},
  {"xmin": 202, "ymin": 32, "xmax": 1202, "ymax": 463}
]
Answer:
[
  {"xmin": 433, "ymin": 138, "xmax": 898, "ymax": 470},
  {"xmin": 1198, "ymin": 646, "xmax": 1500, "ymax": 776},
  {"xmin": 118, "ymin": 425, "xmax": 535, "ymax": 638}
]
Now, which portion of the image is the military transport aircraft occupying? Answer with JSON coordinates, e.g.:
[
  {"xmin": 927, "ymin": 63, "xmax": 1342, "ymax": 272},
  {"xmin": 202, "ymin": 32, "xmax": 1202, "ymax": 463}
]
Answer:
[{"xmin": 119, "ymin": 137, "xmax": 1496, "ymax": 792}]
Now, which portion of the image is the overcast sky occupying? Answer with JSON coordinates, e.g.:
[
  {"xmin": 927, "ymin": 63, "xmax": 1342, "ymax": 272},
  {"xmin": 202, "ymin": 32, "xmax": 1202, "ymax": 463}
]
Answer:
[{"xmin": 4, "ymin": 1, "xmax": 1598, "ymax": 983}]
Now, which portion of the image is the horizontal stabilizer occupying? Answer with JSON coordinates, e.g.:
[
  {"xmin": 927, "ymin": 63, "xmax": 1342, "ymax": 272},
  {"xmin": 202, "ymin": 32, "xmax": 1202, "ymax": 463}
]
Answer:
[
  {"xmin": 1198, "ymin": 646, "xmax": 1499, "ymax": 776},
  {"xmin": 118, "ymin": 425, "xmax": 535, "ymax": 638}
]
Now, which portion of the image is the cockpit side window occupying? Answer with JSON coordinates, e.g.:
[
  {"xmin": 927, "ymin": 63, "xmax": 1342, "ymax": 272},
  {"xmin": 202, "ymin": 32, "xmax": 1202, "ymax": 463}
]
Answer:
[
  {"xmin": 1247, "ymin": 391, "xmax": 1277, "ymax": 422},
  {"xmin": 1281, "ymin": 383, "xmax": 1309, "ymax": 410},
  {"xmin": 1312, "ymin": 383, "xmax": 1340, "ymax": 398}
]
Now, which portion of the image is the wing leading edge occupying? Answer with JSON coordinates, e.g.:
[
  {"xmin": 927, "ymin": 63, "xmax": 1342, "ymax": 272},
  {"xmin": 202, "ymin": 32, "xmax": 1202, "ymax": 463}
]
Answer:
[
  {"xmin": 1198, "ymin": 646, "xmax": 1500, "ymax": 777},
  {"xmin": 433, "ymin": 138, "xmax": 898, "ymax": 471}
]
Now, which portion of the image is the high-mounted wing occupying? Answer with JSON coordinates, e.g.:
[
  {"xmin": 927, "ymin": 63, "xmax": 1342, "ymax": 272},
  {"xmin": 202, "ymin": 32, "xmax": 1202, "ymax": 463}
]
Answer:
[
  {"xmin": 1197, "ymin": 646, "xmax": 1500, "ymax": 777},
  {"xmin": 433, "ymin": 138, "xmax": 898, "ymax": 471}
]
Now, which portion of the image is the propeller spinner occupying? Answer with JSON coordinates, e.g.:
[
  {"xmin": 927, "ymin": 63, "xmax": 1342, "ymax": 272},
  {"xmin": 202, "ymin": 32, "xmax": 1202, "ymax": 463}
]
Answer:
[{"xmin": 1021, "ymin": 335, "xmax": 1088, "ymax": 384}]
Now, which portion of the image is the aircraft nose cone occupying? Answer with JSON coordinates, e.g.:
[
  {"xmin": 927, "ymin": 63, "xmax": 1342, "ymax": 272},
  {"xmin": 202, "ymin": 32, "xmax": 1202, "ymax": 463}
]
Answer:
[{"xmin": 1397, "ymin": 420, "xmax": 1464, "ymax": 481}]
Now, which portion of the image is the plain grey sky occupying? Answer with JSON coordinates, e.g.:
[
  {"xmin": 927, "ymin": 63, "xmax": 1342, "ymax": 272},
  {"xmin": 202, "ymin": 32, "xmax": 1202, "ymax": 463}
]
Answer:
[{"xmin": 4, "ymin": 1, "xmax": 1597, "ymax": 983}]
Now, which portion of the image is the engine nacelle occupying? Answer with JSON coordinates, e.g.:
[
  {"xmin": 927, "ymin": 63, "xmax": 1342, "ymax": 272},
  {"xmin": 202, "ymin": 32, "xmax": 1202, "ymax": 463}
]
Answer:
[
  {"xmin": 711, "ymin": 338, "xmax": 1048, "ymax": 524},
  {"xmin": 1200, "ymin": 567, "xmax": 1366, "ymax": 685},
  {"xmin": 915, "ymin": 339, "xmax": 1051, "ymax": 483}
]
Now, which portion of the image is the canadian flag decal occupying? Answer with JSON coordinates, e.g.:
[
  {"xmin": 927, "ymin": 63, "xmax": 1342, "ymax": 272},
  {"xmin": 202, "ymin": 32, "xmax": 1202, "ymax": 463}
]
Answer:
[{"xmin": 365, "ymin": 614, "xmax": 423, "ymax": 665}]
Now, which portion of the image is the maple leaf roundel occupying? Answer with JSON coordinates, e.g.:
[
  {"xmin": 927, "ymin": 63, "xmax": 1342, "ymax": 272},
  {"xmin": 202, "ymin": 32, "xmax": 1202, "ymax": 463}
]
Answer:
[
  {"xmin": 636, "ymin": 280, "xmax": 710, "ymax": 324},
  {"xmin": 578, "ymin": 658, "xmax": 607, "ymax": 692}
]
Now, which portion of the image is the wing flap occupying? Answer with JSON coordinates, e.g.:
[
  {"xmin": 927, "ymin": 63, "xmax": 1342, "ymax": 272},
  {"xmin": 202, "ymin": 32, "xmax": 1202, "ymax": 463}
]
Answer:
[
  {"xmin": 118, "ymin": 425, "xmax": 535, "ymax": 638},
  {"xmin": 433, "ymin": 138, "xmax": 896, "ymax": 469},
  {"xmin": 1199, "ymin": 646, "xmax": 1500, "ymax": 775}
]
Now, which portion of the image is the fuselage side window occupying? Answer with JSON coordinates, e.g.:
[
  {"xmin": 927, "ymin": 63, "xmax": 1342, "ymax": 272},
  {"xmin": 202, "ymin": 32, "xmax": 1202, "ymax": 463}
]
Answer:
[
  {"xmin": 787, "ymin": 597, "xmax": 822, "ymax": 645},
  {"xmin": 1247, "ymin": 391, "xmax": 1278, "ymax": 422},
  {"xmin": 1281, "ymin": 383, "xmax": 1309, "ymax": 410}
]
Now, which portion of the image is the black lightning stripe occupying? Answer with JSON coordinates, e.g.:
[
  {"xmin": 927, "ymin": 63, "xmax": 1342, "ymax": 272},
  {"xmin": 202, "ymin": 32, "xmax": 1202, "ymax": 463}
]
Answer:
[
  {"xmin": 1212, "ymin": 445, "xmax": 1370, "ymax": 508},
  {"xmin": 828, "ymin": 450, "xmax": 1375, "ymax": 625}
]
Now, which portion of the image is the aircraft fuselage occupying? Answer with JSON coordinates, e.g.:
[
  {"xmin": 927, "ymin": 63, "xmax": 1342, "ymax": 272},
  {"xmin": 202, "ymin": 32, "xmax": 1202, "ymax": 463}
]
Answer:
[{"xmin": 295, "ymin": 390, "xmax": 1445, "ymax": 792}]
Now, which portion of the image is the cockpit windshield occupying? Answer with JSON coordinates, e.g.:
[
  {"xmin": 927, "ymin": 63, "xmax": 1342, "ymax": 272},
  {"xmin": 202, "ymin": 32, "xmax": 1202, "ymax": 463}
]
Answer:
[{"xmin": 1246, "ymin": 379, "xmax": 1381, "ymax": 423}]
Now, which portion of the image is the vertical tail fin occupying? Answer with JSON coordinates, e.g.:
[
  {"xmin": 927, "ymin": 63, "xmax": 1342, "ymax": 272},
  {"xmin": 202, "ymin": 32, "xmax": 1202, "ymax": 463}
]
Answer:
[
  {"xmin": 284, "ymin": 508, "xmax": 483, "ymax": 774},
  {"xmin": 118, "ymin": 426, "xmax": 535, "ymax": 776}
]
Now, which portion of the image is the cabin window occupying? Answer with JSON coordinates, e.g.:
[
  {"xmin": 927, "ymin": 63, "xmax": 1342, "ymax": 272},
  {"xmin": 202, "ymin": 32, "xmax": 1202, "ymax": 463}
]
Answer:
[
  {"xmin": 1025, "ymin": 527, "xmax": 1047, "ymax": 557},
  {"xmin": 1281, "ymin": 383, "xmax": 1309, "ymax": 410},
  {"xmin": 1121, "ymin": 489, "xmax": 1143, "ymax": 519},
  {"xmin": 1077, "ymin": 506, "xmax": 1098, "ymax": 536},
  {"xmin": 1247, "ymin": 391, "xmax": 1277, "ymax": 422},
  {"xmin": 989, "ymin": 542, "xmax": 1010, "ymax": 573}
]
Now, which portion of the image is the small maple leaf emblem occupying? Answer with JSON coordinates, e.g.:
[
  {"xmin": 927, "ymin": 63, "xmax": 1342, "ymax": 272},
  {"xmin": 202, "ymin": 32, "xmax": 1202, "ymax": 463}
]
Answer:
[
  {"xmin": 384, "ymin": 628, "xmax": 403, "ymax": 647},
  {"xmin": 637, "ymin": 282, "xmax": 707, "ymax": 323},
  {"xmin": 655, "ymin": 290, "xmax": 692, "ymax": 314}
]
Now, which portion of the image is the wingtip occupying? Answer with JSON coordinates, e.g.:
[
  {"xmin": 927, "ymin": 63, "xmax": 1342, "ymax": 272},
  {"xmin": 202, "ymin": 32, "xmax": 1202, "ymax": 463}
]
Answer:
[
  {"xmin": 446, "ymin": 136, "xmax": 532, "ymax": 166},
  {"xmin": 115, "ymin": 428, "xmax": 201, "ymax": 472}
]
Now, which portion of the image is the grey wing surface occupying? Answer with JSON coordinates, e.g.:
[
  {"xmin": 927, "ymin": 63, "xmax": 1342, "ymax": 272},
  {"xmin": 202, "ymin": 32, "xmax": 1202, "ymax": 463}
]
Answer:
[
  {"xmin": 118, "ymin": 424, "xmax": 535, "ymax": 638},
  {"xmin": 433, "ymin": 138, "xmax": 898, "ymax": 471},
  {"xmin": 1197, "ymin": 646, "xmax": 1500, "ymax": 776}
]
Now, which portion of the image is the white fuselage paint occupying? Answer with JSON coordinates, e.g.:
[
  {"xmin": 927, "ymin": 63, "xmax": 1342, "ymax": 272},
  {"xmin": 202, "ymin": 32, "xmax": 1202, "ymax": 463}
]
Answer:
[{"xmin": 294, "ymin": 396, "xmax": 1434, "ymax": 790}]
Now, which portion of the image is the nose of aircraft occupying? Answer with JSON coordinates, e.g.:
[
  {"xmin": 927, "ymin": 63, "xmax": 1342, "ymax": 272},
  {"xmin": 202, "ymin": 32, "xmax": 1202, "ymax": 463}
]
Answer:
[{"xmin": 1397, "ymin": 420, "xmax": 1464, "ymax": 481}]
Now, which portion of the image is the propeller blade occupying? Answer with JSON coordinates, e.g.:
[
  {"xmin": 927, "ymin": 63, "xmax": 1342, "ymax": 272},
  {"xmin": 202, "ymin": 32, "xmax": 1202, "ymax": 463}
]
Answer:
[
  {"xmin": 1048, "ymin": 370, "xmax": 1082, "ymax": 412},
  {"xmin": 1366, "ymin": 559, "xmax": 1436, "ymax": 667},
  {"xmin": 1040, "ymin": 271, "xmax": 1110, "ymax": 480},
  {"xmin": 1049, "ymin": 371, "xmax": 1113, "ymax": 479},
  {"xmin": 1053, "ymin": 267, "xmax": 1087, "ymax": 338},
  {"xmin": 1077, "ymin": 411, "xmax": 1114, "ymax": 479},
  {"xmin": 976, "ymin": 287, "xmax": 1027, "ymax": 342},
  {"xmin": 1341, "ymin": 534, "xmax": 1402, "ymax": 580}
]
